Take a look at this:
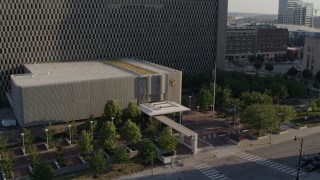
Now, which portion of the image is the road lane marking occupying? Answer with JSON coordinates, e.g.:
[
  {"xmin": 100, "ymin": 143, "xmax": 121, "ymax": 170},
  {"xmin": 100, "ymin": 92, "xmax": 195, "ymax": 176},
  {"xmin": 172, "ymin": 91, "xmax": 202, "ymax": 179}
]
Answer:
[{"xmin": 235, "ymin": 152, "xmax": 307, "ymax": 177}]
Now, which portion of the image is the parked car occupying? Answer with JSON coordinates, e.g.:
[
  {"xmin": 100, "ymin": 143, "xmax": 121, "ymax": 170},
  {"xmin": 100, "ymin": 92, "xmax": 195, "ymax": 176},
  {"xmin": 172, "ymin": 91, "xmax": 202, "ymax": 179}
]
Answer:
[
  {"xmin": 305, "ymin": 161, "xmax": 320, "ymax": 172},
  {"xmin": 296, "ymin": 157, "xmax": 313, "ymax": 168},
  {"xmin": 1, "ymin": 119, "xmax": 17, "ymax": 127}
]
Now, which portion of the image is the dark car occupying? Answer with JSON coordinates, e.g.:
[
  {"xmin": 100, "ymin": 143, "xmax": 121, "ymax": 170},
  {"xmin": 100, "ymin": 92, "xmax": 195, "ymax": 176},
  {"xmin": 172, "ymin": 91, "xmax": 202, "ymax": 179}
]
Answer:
[{"xmin": 305, "ymin": 161, "xmax": 320, "ymax": 172}]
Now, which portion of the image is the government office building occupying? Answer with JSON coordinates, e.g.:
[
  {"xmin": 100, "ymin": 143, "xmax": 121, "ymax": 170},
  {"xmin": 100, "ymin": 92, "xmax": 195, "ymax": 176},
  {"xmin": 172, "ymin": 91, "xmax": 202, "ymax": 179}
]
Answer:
[{"xmin": 0, "ymin": 0, "xmax": 228, "ymax": 97}]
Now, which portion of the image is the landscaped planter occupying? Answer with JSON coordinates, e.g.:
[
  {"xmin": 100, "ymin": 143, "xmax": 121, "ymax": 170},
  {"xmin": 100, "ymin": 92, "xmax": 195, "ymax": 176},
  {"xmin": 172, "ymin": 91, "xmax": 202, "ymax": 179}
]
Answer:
[
  {"xmin": 126, "ymin": 146, "xmax": 139, "ymax": 159},
  {"xmin": 273, "ymin": 130, "xmax": 288, "ymax": 135},
  {"xmin": 157, "ymin": 154, "xmax": 175, "ymax": 164},
  {"xmin": 229, "ymin": 138, "xmax": 240, "ymax": 145},
  {"xmin": 249, "ymin": 134, "xmax": 268, "ymax": 140},
  {"xmin": 155, "ymin": 147, "xmax": 175, "ymax": 164},
  {"xmin": 2, "ymin": 170, "xmax": 14, "ymax": 180}
]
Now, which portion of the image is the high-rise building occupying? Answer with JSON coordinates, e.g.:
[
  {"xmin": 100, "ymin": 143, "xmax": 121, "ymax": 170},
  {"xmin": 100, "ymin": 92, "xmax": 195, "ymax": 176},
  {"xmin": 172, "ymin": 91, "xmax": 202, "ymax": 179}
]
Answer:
[
  {"xmin": 278, "ymin": 0, "xmax": 314, "ymax": 27},
  {"xmin": 0, "ymin": 0, "xmax": 228, "ymax": 96}
]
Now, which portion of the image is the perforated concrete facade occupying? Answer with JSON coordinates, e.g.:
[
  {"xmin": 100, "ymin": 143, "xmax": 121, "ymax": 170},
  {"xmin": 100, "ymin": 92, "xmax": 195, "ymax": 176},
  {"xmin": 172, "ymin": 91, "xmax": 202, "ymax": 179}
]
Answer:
[{"xmin": 0, "ymin": 0, "xmax": 228, "ymax": 96}]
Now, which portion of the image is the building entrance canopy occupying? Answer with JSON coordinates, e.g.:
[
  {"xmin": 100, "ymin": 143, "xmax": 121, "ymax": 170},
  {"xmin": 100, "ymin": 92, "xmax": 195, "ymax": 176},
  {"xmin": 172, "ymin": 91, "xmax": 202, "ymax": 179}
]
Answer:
[{"xmin": 138, "ymin": 101, "xmax": 190, "ymax": 117}]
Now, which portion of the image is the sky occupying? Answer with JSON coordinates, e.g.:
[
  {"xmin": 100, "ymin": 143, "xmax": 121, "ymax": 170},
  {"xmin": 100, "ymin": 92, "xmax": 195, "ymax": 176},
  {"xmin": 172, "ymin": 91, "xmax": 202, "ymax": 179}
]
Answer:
[{"xmin": 228, "ymin": 0, "xmax": 320, "ymax": 15}]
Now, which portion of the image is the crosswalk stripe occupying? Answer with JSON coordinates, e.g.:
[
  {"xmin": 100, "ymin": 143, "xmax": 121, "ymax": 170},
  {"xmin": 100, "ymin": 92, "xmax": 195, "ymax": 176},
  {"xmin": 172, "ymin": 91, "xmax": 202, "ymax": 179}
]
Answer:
[
  {"xmin": 266, "ymin": 162, "xmax": 278, "ymax": 167},
  {"xmin": 195, "ymin": 164, "xmax": 209, "ymax": 168},
  {"xmin": 195, "ymin": 163, "xmax": 230, "ymax": 180},
  {"xmin": 209, "ymin": 174, "xmax": 224, "ymax": 179},
  {"xmin": 202, "ymin": 169, "xmax": 216, "ymax": 174},
  {"xmin": 286, "ymin": 169, "xmax": 297, "ymax": 174},
  {"xmin": 235, "ymin": 152, "xmax": 307, "ymax": 177},
  {"xmin": 271, "ymin": 164, "xmax": 283, "ymax": 169},
  {"xmin": 206, "ymin": 171, "xmax": 219, "ymax": 176},
  {"xmin": 280, "ymin": 167, "xmax": 292, "ymax": 172}
]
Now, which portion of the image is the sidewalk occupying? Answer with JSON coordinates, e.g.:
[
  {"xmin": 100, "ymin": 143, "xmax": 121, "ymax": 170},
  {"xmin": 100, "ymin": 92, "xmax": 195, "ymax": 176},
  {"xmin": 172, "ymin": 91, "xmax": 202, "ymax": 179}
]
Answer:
[{"xmin": 240, "ymin": 125, "xmax": 320, "ymax": 147}]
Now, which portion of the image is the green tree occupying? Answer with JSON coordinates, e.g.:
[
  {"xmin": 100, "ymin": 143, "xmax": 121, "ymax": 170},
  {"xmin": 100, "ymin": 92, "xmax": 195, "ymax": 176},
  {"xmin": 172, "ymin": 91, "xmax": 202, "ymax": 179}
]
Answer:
[
  {"xmin": 103, "ymin": 100, "xmax": 123, "ymax": 126},
  {"xmin": 198, "ymin": 88, "xmax": 213, "ymax": 110},
  {"xmin": 89, "ymin": 150, "xmax": 107, "ymax": 178},
  {"xmin": 78, "ymin": 130, "xmax": 93, "ymax": 156},
  {"xmin": 256, "ymin": 55, "xmax": 265, "ymax": 62},
  {"xmin": 275, "ymin": 105, "xmax": 297, "ymax": 129},
  {"xmin": 112, "ymin": 146, "xmax": 130, "ymax": 169},
  {"xmin": 240, "ymin": 91, "xmax": 273, "ymax": 107},
  {"xmin": 274, "ymin": 54, "xmax": 281, "ymax": 63},
  {"xmin": 0, "ymin": 151, "xmax": 13, "ymax": 179},
  {"xmin": 0, "ymin": 135, "xmax": 8, "ymax": 153},
  {"xmin": 122, "ymin": 102, "xmax": 141, "ymax": 124},
  {"xmin": 310, "ymin": 101, "xmax": 318, "ymax": 111},
  {"xmin": 26, "ymin": 145, "xmax": 41, "ymax": 168},
  {"xmin": 158, "ymin": 127, "xmax": 178, "ymax": 153},
  {"xmin": 146, "ymin": 118, "xmax": 158, "ymax": 136},
  {"xmin": 21, "ymin": 128, "xmax": 34, "ymax": 154},
  {"xmin": 287, "ymin": 67, "xmax": 299, "ymax": 77},
  {"xmin": 55, "ymin": 138, "xmax": 65, "ymax": 167},
  {"xmin": 240, "ymin": 104, "xmax": 279, "ymax": 136},
  {"xmin": 248, "ymin": 55, "xmax": 256, "ymax": 63},
  {"xmin": 270, "ymin": 83, "xmax": 288, "ymax": 103},
  {"xmin": 215, "ymin": 86, "xmax": 233, "ymax": 113},
  {"xmin": 265, "ymin": 63, "xmax": 274, "ymax": 72},
  {"xmin": 30, "ymin": 164, "xmax": 53, "ymax": 180},
  {"xmin": 316, "ymin": 71, "xmax": 320, "ymax": 82},
  {"xmin": 121, "ymin": 119, "xmax": 141, "ymax": 145},
  {"xmin": 302, "ymin": 69, "xmax": 313, "ymax": 80},
  {"xmin": 140, "ymin": 139, "xmax": 157, "ymax": 165},
  {"xmin": 98, "ymin": 121, "xmax": 117, "ymax": 150},
  {"xmin": 287, "ymin": 80, "xmax": 307, "ymax": 98},
  {"xmin": 84, "ymin": 114, "xmax": 97, "ymax": 133},
  {"xmin": 253, "ymin": 61, "xmax": 263, "ymax": 72}
]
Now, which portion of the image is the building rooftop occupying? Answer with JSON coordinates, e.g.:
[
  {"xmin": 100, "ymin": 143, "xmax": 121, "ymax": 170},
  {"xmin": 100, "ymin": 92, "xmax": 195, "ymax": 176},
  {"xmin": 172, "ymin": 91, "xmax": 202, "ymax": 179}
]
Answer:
[
  {"xmin": 275, "ymin": 24, "xmax": 320, "ymax": 33},
  {"xmin": 11, "ymin": 59, "xmax": 176, "ymax": 87}
]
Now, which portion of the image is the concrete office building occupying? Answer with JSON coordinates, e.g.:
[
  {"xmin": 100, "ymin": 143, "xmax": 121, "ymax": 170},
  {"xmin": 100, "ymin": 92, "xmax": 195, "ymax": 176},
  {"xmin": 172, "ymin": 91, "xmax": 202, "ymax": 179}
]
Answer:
[
  {"xmin": 226, "ymin": 24, "xmax": 288, "ymax": 64},
  {"xmin": 0, "ymin": 0, "xmax": 228, "ymax": 97},
  {"xmin": 278, "ymin": 0, "xmax": 314, "ymax": 27},
  {"xmin": 302, "ymin": 37, "xmax": 320, "ymax": 74},
  {"xmin": 9, "ymin": 59, "xmax": 182, "ymax": 127}
]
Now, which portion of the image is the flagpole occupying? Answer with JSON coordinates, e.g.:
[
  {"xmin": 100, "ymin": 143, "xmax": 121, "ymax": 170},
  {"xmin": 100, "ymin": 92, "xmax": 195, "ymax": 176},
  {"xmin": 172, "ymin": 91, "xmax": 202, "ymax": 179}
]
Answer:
[{"xmin": 213, "ymin": 61, "xmax": 216, "ymax": 116}]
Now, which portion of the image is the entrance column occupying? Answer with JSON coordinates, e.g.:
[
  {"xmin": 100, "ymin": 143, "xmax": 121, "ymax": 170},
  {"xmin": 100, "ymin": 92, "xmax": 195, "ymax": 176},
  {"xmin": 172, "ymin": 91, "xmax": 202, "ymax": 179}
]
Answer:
[
  {"xmin": 191, "ymin": 134, "xmax": 198, "ymax": 155},
  {"xmin": 179, "ymin": 133, "xmax": 184, "ymax": 144}
]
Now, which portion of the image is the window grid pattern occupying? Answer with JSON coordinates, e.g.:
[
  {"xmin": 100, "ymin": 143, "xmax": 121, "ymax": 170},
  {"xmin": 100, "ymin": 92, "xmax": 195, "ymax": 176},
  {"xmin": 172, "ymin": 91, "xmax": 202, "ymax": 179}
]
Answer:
[{"xmin": 0, "ymin": 0, "xmax": 219, "ymax": 95}]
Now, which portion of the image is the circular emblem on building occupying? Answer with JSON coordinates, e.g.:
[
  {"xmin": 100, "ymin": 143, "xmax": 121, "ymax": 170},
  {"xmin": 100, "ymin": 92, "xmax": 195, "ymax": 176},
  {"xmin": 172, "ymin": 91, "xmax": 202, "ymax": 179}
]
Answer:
[{"xmin": 169, "ymin": 78, "xmax": 177, "ymax": 87}]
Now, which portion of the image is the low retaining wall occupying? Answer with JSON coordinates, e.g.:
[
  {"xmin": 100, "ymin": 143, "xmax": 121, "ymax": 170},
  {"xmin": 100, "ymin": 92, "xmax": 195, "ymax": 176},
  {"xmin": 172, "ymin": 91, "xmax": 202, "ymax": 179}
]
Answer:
[{"xmin": 54, "ymin": 163, "xmax": 89, "ymax": 176}]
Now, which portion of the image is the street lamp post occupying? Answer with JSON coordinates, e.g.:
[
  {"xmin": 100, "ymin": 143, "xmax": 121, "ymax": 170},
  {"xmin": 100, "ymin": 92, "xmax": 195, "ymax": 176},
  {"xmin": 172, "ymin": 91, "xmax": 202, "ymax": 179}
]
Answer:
[
  {"xmin": 188, "ymin": 96, "xmax": 192, "ymax": 109},
  {"xmin": 68, "ymin": 125, "xmax": 72, "ymax": 145},
  {"xmin": 21, "ymin": 133, "xmax": 25, "ymax": 154},
  {"xmin": 196, "ymin": 106, "xmax": 200, "ymax": 124},
  {"xmin": 111, "ymin": 117, "xmax": 114, "ymax": 124},
  {"xmin": 210, "ymin": 104, "xmax": 213, "ymax": 123},
  {"xmin": 44, "ymin": 128, "xmax": 49, "ymax": 148},
  {"xmin": 90, "ymin": 120, "xmax": 93, "ymax": 139},
  {"xmin": 269, "ymin": 121, "xmax": 273, "ymax": 144},
  {"xmin": 294, "ymin": 136, "xmax": 304, "ymax": 180}
]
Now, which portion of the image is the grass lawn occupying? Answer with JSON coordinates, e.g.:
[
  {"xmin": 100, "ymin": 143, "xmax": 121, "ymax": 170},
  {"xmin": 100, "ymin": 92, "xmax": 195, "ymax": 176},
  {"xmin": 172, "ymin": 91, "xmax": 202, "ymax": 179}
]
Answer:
[{"xmin": 297, "ymin": 111, "xmax": 320, "ymax": 118}]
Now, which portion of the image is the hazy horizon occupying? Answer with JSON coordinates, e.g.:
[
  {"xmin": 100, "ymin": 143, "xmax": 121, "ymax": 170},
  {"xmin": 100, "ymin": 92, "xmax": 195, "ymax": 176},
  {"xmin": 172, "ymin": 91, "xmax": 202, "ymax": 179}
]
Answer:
[{"xmin": 228, "ymin": 0, "xmax": 320, "ymax": 15}]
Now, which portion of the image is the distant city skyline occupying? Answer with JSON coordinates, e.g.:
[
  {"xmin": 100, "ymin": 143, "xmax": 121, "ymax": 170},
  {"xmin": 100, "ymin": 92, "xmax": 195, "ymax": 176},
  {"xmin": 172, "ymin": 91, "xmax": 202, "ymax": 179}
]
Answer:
[{"xmin": 229, "ymin": 0, "xmax": 320, "ymax": 15}]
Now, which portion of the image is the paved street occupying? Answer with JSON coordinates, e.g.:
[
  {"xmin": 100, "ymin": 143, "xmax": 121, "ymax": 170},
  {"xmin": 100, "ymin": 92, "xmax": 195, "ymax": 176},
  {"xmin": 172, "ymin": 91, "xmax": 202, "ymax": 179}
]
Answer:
[{"xmin": 119, "ymin": 126, "xmax": 320, "ymax": 180}]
